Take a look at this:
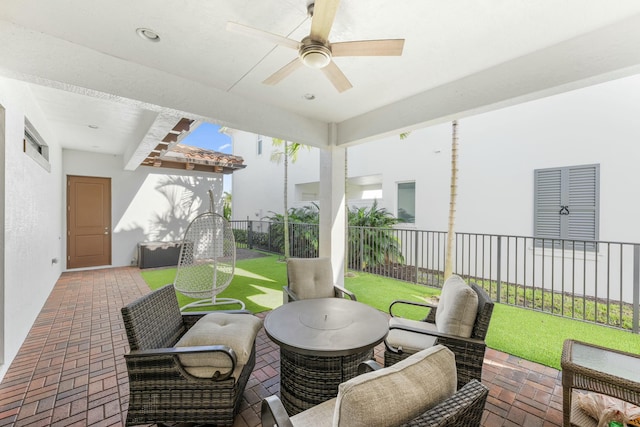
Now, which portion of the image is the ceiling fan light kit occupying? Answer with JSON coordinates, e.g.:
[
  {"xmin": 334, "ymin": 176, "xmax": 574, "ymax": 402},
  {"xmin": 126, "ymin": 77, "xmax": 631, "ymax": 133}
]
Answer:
[
  {"xmin": 300, "ymin": 40, "xmax": 332, "ymax": 68},
  {"xmin": 227, "ymin": 0, "xmax": 404, "ymax": 92}
]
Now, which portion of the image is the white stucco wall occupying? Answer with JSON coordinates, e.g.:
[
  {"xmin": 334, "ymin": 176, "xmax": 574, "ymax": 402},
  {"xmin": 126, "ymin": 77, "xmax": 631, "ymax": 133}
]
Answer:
[
  {"xmin": 0, "ymin": 77, "xmax": 64, "ymax": 381},
  {"xmin": 232, "ymin": 73, "xmax": 640, "ymax": 244},
  {"xmin": 456, "ymin": 73, "xmax": 640, "ymax": 242},
  {"xmin": 0, "ymin": 75, "xmax": 227, "ymax": 381},
  {"xmin": 230, "ymin": 130, "xmax": 319, "ymax": 222},
  {"xmin": 63, "ymin": 150, "xmax": 224, "ymax": 267}
]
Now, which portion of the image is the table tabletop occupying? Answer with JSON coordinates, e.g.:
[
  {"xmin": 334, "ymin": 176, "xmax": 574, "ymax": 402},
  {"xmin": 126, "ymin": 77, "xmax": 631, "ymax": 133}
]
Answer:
[
  {"xmin": 264, "ymin": 298, "xmax": 389, "ymax": 357},
  {"xmin": 561, "ymin": 339, "xmax": 640, "ymax": 427},
  {"xmin": 569, "ymin": 341, "xmax": 640, "ymax": 383}
]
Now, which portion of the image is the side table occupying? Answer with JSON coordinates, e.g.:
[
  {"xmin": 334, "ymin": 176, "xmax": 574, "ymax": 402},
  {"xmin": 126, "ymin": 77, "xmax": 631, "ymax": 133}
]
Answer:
[{"xmin": 561, "ymin": 339, "xmax": 640, "ymax": 427}]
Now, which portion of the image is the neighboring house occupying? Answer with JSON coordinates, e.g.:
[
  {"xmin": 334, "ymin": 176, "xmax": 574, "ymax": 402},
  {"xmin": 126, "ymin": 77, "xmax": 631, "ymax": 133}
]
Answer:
[
  {"xmin": 231, "ymin": 74, "xmax": 640, "ymax": 306},
  {"xmin": 0, "ymin": 76, "xmax": 244, "ymax": 379},
  {"xmin": 231, "ymin": 73, "xmax": 640, "ymax": 245}
]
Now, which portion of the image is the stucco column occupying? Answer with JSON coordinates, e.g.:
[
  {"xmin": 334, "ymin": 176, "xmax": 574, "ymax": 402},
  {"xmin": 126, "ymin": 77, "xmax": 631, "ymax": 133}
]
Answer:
[
  {"xmin": 319, "ymin": 124, "xmax": 346, "ymax": 286},
  {"xmin": 208, "ymin": 175, "xmax": 224, "ymax": 215}
]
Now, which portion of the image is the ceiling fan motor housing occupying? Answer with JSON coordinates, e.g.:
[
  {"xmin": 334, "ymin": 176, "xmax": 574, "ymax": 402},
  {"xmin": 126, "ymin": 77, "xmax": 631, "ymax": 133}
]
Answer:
[{"xmin": 299, "ymin": 37, "xmax": 332, "ymax": 68}]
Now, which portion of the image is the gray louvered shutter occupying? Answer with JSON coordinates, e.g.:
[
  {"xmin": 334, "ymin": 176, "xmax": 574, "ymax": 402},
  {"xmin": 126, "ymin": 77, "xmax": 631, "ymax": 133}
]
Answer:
[
  {"xmin": 566, "ymin": 165, "xmax": 599, "ymax": 242},
  {"xmin": 534, "ymin": 164, "xmax": 599, "ymax": 249},
  {"xmin": 534, "ymin": 169, "xmax": 562, "ymax": 239}
]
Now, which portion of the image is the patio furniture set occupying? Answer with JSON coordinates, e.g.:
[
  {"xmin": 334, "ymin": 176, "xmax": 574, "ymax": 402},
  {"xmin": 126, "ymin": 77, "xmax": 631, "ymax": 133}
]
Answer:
[
  {"xmin": 120, "ymin": 256, "xmax": 494, "ymax": 426},
  {"xmin": 119, "ymin": 255, "xmax": 639, "ymax": 427}
]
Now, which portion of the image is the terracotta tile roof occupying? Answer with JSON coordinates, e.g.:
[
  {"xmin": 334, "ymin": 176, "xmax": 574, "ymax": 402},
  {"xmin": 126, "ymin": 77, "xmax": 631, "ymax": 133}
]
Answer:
[
  {"xmin": 139, "ymin": 118, "xmax": 246, "ymax": 174},
  {"xmin": 158, "ymin": 143, "xmax": 246, "ymax": 173},
  {"xmin": 168, "ymin": 143, "xmax": 244, "ymax": 166}
]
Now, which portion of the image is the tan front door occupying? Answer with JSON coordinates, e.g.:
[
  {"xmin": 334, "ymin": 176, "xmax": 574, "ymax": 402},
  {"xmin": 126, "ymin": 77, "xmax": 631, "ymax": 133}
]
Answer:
[{"xmin": 67, "ymin": 176, "xmax": 112, "ymax": 269}]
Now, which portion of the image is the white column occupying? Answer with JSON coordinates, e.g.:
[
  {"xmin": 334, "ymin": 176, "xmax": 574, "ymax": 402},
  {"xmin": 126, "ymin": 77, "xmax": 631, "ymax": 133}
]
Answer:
[
  {"xmin": 319, "ymin": 124, "xmax": 346, "ymax": 286},
  {"xmin": 209, "ymin": 174, "xmax": 224, "ymax": 215}
]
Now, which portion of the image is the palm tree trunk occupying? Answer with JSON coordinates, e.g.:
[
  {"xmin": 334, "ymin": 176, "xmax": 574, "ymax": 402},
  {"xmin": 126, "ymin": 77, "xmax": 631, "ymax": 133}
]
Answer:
[
  {"xmin": 444, "ymin": 120, "xmax": 458, "ymax": 279},
  {"xmin": 344, "ymin": 148, "xmax": 349, "ymax": 273},
  {"xmin": 283, "ymin": 141, "xmax": 290, "ymax": 259}
]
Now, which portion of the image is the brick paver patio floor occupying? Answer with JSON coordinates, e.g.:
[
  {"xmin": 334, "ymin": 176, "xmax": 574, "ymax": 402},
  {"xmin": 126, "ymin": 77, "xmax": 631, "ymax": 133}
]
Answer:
[{"xmin": 0, "ymin": 267, "xmax": 564, "ymax": 426}]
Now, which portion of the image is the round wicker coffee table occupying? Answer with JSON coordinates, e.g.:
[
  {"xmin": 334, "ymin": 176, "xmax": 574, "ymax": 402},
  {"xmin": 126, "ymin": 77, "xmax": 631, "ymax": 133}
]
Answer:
[{"xmin": 264, "ymin": 298, "xmax": 388, "ymax": 415}]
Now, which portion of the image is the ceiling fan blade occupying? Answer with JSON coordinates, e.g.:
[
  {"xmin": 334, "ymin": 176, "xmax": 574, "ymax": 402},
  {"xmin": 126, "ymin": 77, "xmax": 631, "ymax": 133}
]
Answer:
[
  {"xmin": 263, "ymin": 58, "xmax": 304, "ymax": 85},
  {"xmin": 226, "ymin": 22, "xmax": 300, "ymax": 50},
  {"xmin": 321, "ymin": 61, "xmax": 352, "ymax": 93},
  {"xmin": 331, "ymin": 39, "xmax": 405, "ymax": 57},
  {"xmin": 310, "ymin": 0, "xmax": 340, "ymax": 44}
]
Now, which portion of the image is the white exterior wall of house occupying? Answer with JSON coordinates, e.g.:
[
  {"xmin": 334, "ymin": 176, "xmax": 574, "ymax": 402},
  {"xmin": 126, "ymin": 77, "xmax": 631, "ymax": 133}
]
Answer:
[
  {"xmin": 233, "ymin": 73, "xmax": 640, "ymax": 243},
  {"xmin": 230, "ymin": 130, "xmax": 320, "ymax": 222},
  {"xmin": 0, "ymin": 77, "xmax": 64, "ymax": 381},
  {"xmin": 0, "ymin": 76, "xmax": 226, "ymax": 381},
  {"xmin": 63, "ymin": 150, "xmax": 223, "ymax": 267},
  {"xmin": 231, "ymin": 74, "xmax": 640, "ymax": 303}
]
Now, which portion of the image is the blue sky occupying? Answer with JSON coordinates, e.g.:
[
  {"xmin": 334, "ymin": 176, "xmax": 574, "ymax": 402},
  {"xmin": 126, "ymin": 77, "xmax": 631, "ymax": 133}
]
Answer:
[
  {"xmin": 182, "ymin": 122, "xmax": 233, "ymax": 193},
  {"xmin": 182, "ymin": 122, "xmax": 232, "ymax": 153}
]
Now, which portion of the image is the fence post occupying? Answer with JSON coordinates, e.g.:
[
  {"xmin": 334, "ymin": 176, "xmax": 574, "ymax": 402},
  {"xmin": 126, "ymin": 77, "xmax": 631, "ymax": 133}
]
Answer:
[
  {"xmin": 496, "ymin": 236, "xmax": 502, "ymax": 303},
  {"xmin": 248, "ymin": 221, "xmax": 253, "ymax": 249},
  {"xmin": 359, "ymin": 227, "xmax": 364, "ymax": 272},
  {"xmin": 414, "ymin": 230, "xmax": 419, "ymax": 284},
  {"xmin": 634, "ymin": 245, "xmax": 639, "ymax": 334}
]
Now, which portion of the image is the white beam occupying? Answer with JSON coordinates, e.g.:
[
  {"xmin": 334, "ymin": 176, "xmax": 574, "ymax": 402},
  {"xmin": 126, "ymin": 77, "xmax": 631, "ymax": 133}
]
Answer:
[
  {"xmin": 123, "ymin": 111, "xmax": 177, "ymax": 170},
  {"xmin": 0, "ymin": 20, "xmax": 329, "ymax": 149},
  {"xmin": 337, "ymin": 13, "xmax": 640, "ymax": 146}
]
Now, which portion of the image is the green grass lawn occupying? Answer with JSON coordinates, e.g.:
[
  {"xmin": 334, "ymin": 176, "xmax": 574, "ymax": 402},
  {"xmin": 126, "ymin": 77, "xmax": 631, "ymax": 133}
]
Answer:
[
  {"xmin": 141, "ymin": 254, "xmax": 287, "ymax": 314},
  {"xmin": 141, "ymin": 252, "xmax": 640, "ymax": 370}
]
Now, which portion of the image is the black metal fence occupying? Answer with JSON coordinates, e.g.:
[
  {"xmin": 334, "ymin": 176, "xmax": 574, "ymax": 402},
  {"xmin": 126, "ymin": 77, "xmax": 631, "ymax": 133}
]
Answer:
[{"xmin": 231, "ymin": 220, "xmax": 640, "ymax": 333}]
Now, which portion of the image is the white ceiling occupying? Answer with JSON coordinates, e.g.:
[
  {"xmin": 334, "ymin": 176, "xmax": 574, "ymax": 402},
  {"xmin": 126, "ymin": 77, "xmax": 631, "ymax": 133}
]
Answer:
[{"xmin": 2, "ymin": 0, "xmax": 640, "ymax": 165}]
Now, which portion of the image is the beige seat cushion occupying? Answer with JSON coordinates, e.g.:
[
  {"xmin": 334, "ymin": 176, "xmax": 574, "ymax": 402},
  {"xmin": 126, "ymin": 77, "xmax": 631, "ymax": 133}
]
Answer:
[
  {"xmin": 174, "ymin": 313, "xmax": 262, "ymax": 378},
  {"xmin": 334, "ymin": 345, "xmax": 457, "ymax": 427},
  {"xmin": 435, "ymin": 275, "xmax": 478, "ymax": 337},
  {"xmin": 287, "ymin": 257, "xmax": 335, "ymax": 300},
  {"xmin": 386, "ymin": 317, "xmax": 438, "ymax": 353}
]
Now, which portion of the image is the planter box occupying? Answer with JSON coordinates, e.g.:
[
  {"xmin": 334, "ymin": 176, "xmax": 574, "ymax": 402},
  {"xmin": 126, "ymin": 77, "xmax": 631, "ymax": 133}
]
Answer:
[{"xmin": 138, "ymin": 241, "xmax": 182, "ymax": 269}]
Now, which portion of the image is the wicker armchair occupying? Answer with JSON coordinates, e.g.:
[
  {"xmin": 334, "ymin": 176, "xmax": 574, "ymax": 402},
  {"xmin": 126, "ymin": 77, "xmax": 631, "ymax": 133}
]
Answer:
[
  {"xmin": 384, "ymin": 276, "xmax": 494, "ymax": 390},
  {"xmin": 284, "ymin": 257, "xmax": 356, "ymax": 303},
  {"xmin": 261, "ymin": 345, "xmax": 489, "ymax": 427},
  {"xmin": 121, "ymin": 284, "xmax": 262, "ymax": 426}
]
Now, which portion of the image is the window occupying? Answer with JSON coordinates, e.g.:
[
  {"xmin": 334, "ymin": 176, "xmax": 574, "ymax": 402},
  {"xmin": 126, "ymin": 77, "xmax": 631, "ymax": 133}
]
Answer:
[
  {"xmin": 534, "ymin": 164, "xmax": 599, "ymax": 247},
  {"xmin": 24, "ymin": 118, "xmax": 51, "ymax": 172},
  {"xmin": 397, "ymin": 182, "xmax": 415, "ymax": 223},
  {"xmin": 257, "ymin": 135, "xmax": 263, "ymax": 156}
]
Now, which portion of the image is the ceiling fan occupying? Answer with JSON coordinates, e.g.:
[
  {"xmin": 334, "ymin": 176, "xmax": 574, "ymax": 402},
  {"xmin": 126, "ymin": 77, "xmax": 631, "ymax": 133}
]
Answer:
[{"xmin": 227, "ymin": 0, "xmax": 405, "ymax": 93}]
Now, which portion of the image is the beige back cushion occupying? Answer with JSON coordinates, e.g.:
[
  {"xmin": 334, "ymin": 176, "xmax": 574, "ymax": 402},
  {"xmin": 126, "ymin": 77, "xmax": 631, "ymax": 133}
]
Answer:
[
  {"xmin": 333, "ymin": 345, "xmax": 457, "ymax": 427},
  {"xmin": 435, "ymin": 275, "xmax": 478, "ymax": 337},
  {"xmin": 287, "ymin": 257, "xmax": 335, "ymax": 300}
]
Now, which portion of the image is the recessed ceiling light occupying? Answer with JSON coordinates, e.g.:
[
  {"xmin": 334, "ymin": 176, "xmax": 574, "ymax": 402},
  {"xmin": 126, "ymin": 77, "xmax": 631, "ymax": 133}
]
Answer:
[
  {"xmin": 136, "ymin": 28, "xmax": 160, "ymax": 42},
  {"xmin": 88, "ymin": 124, "xmax": 99, "ymax": 129},
  {"xmin": 303, "ymin": 93, "xmax": 316, "ymax": 101}
]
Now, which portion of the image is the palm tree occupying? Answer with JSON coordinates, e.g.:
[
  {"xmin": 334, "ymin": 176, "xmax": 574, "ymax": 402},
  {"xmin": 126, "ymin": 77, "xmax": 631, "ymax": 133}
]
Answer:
[
  {"xmin": 444, "ymin": 120, "xmax": 459, "ymax": 279},
  {"xmin": 222, "ymin": 191, "xmax": 232, "ymax": 220},
  {"xmin": 271, "ymin": 138, "xmax": 308, "ymax": 259},
  {"xmin": 348, "ymin": 201, "xmax": 404, "ymax": 270}
]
